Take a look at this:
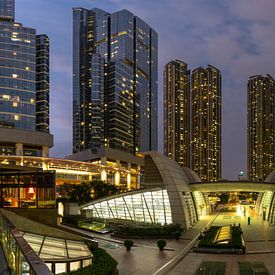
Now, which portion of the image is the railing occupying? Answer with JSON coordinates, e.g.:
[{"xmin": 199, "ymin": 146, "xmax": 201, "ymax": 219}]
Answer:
[{"xmin": 0, "ymin": 210, "xmax": 52, "ymax": 275}]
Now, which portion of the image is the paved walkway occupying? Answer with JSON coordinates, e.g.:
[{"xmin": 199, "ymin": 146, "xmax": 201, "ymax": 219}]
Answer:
[
  {"xmin": 60, "ymin": 216, "xmax": 213, "ymax": 275},
  {"xmin": 169, "ymin": 208, "xmax": 275, "ymax": 275}
]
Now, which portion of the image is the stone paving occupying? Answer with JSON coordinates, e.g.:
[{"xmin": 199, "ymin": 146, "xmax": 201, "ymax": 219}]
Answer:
[
  {"xmin": 169, "ymin": 208, "xmax": 275, "ymax": 275},
  {"xmin": 61, "ymin": 210, "xmax": 275, "ymax": 275},
  {"xmin": 61, "ymin": 216, "xmax": 213, "ymax": 275}
]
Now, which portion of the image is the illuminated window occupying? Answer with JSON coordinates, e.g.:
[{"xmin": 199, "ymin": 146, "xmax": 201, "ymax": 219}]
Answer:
[
  {"xmin": 12, "ymin": 74, "xmax": 18, "ymax": 78},
  {"xmin": 3, "ymin": 95, "xmax": 10, "ymax": 100}
]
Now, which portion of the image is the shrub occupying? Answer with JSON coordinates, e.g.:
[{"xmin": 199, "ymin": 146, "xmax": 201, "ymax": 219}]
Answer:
[
  {"xmin": 60, "ymin": 248, "xmax": 117, "ymax": 274},
  {"xmin": 113, "ymin": 222, "xmax": 183, "ymax": 237},
  {"xmin": 172, "ymin": 231, "xmax": 181, "ymax": 240},
  {"xmin": 124, "ymin": 240, "xmax": 134, "ymax": 251},
  {"xmin": 157, "ymin": 239, "xmax": 167, "ymax": 251}
]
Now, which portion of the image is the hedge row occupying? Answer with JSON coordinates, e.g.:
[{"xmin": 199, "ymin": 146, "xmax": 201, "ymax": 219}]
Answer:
[
  {"xmin": 198, "ymin": 226, "xmax": 244, "ymax": 249},
  {"xmin": 113, "ymin": 222, "xmax": 183, "ymax": 237}
]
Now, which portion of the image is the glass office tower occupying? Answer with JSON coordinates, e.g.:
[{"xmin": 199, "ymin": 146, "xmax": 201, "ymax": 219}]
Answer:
[
  {"xmin": 0, "ymin": 0, "xmax": 52, "ymax": 157},
  {"xmin": 0, "ymin": 0, "xmax": 14, "ymax": 21},
  {"xmin": 73, "ymin": 8, "xmax": 158, "ymax": 154},
  {"xmin": 191, "ymin": 65, "xmax": 222, "ymax": 181},
  {"xmin": 163, "ymin": 60, "xmax": 191, "ymax": 167},
  {"xmin": 248, "ymin": 75, "xmax": 275, "ymax": 181}
]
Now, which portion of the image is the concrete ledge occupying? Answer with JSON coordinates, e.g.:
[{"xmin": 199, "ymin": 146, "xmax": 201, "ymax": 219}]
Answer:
[{"xmin": 0, "ymin": 128, "xmax": 53, "ymax": 147}]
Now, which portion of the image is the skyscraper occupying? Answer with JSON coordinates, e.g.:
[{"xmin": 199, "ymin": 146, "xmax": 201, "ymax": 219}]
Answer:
[
  {"xmin": 73, "ymin": 8, "xmax": 158, "ymax": 155},
  {"xmin": 0, "ymin": 0, "xmax": 52, "ymax": 157},
  {"xmin": 248, "ymin": 75, "xmax": 275, "ymax": 181},
  {"xmin": 0, "ymin": 0, "xmax": 14, "ymax": 21},
  {"xmin": 191, "ymin": 65, "xmax": 221, "ymax": 181},
  {"xmin": 163, "ymin": 60, "xmax": 190, "ymax": 167}
]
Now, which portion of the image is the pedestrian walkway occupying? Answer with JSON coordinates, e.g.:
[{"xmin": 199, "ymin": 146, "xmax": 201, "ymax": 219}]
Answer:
[
  {"xmin": 60, "ymin": 215, "xmax": 214, "ymax": 275},
  {"xmin": 169, "ymin": 208, "xmax": 275, "ymax": 275}
]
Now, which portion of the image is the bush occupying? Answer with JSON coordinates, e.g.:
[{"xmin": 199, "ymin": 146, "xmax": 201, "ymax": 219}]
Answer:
[
  {"xmin": 198, "ymin": 226, "xmax": 244, "ymax": 249},
  {"xmin": 113, "ymin": 222, "xmax": 183, "ymax": 238},
  {"xmin": 157, "ymin": 239, "xmax": 167, "ymax": 251},
  {"xmin": 60, "ymin": 248, "xmax": 117, "ymax": 275},
  {"xmin": 124, "ymin": 240, "xmax": 134, "ymax": 251},
  {"xmin": 172, "ymin": 231, "xmax": 181, "ymax": 240}
]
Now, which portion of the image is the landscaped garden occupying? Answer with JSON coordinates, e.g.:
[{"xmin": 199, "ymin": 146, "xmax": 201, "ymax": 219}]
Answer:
[
  {"xmin": 194, "ymin": 225, "xmax": 245, "ymax": 254},
  {"xmin": 62, "ymin": 215, "xmax": 183, "ymax": 238}
]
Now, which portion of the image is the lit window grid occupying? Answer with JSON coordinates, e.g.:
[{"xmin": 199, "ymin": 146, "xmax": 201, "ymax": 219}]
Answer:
[{"xmin": 84, "ymin": 189, "xmax": 172, "ymax": 224}]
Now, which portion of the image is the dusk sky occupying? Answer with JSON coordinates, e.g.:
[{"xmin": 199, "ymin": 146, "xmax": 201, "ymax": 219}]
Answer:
[{"xmin": 16, "ymin": 0, "xmax": 275, "ymax": 179}]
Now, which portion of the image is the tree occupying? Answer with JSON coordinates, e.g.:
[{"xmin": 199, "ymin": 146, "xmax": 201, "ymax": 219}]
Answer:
[{"xmin": 56, "ymin": 180, "xmax": 121, "ymax": 205}]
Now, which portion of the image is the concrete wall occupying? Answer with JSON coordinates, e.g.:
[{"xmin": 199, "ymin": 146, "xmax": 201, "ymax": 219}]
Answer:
[{"xmin": 0, "ymin": 127, "xmax": 53, "ymax": 147}]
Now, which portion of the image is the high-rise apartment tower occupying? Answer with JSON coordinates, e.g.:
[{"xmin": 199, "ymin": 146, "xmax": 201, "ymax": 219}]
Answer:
[
  {"xmin": 191, "ymin": 65, "xmax": 222, "ymax": 181},
  {"xmin": 163, "ymin": 60, "xmax": 190, "ymax": 167},
  {"xmin": 248, "ymin": 75, "xmax": 275, "ymax": 181}
]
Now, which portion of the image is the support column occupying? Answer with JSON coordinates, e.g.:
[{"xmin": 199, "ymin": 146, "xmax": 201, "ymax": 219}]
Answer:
[
  {"xmin": 115, "ymin": 160, "xmax": 120, "ymax": 187},
  {"xmin": 15, "ymin": 143, "xmax": 23, "ymax": 156},
  {"xmin": 42, "ymin": 146, "xmax": 49, "ymax": 157},
  {"xmin": 101, "ymin": 157, "xmax": 107, "ymax": 182},
  {"xmin": 137, "ymin": 165, "xmax": 141, "ymax": 189},
  {"xmin": 127, "ymin": 163, "xmax": 131, "ymax": 191}
]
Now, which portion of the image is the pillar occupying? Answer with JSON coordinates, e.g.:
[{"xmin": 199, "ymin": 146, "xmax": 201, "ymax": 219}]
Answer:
[
  {"xmin": 42, "ymin": 146, "xmax": 49, "ymax": 157},
  {"xmin": 15, "ymin": 143, "xmax": 23, "ymax": 156},
  {"xmin": 137, "ymin": 165, "xmax": 141, "ymax": 189},
  {"xmin": 127, "ymin": 163, "xmax": 131, "ymax": 191}
]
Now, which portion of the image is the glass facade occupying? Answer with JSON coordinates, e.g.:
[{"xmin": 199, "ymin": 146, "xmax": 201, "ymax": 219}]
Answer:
[
  {"xmin": 73, "ymin": 7, "xmax": 158, "ymax": 154},
  {"xmin": 0, "ymin": 170, "xmax": 55, "ymax": 208},
  {"xmin": 191, "ymin": 65, "xmax": 222, "ymax": 181},
  {"xmin": 248, "ymin": 75, "xmax": 275, "ymax": 181},
  {"xmin": 0, "ymin": 21, "xmax": 36, "ymax": 130},
  {"xmin": 0, "ymin": 2, "xmax": 50, "ymax": 133},
  {"xmin": 0, "ymin": 0, "xmax": 14, "ymax": 22},
  {"xmin": 83, "ymin": 189, "xmax": 172, "ymax": 224},
  {"xmin": 36, "ymin": 34, "xmax": 49, "ymax": 132}
]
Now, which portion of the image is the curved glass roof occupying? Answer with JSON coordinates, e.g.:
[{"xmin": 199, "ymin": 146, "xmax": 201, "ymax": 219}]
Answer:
[
  {"xmin": 82, "ymin": 188, "xmax": 172, "ymax": 224},
  {"xmin": 22, "ymin": 232, "xmax": 92, "ymax": 261}
]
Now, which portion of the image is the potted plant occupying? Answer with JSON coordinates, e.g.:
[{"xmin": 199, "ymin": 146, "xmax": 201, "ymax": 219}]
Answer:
[
  {"xmin": 124, "ymin": 240, "xmax": 134, "ymax": 251},
  {"xmin": 157, "ymin": 239, "xmax": 167, "ymax": 251},
  {"xmin": 172, "ymin": 231, "xmax": 181, "ymax": 240}
]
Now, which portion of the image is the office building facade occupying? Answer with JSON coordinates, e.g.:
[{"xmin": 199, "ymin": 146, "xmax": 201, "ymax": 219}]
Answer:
[
  {"xmin": 248, "ymin": 75, "xmax": 275, "ymax": 181},
  {"xmin": 191, "ymin": 65, "xmax": 222, "ymax": 181},
  {"xmin": 73, "ymin": 8, "xmax": 158, "ymax": 155},
  {"xmin": 163, "ymin": 60, "xmax": 190, "ymax": 167},
  {"xmin": 0, "ymin": 0, "xmax": 52, "ymax": 157}
]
